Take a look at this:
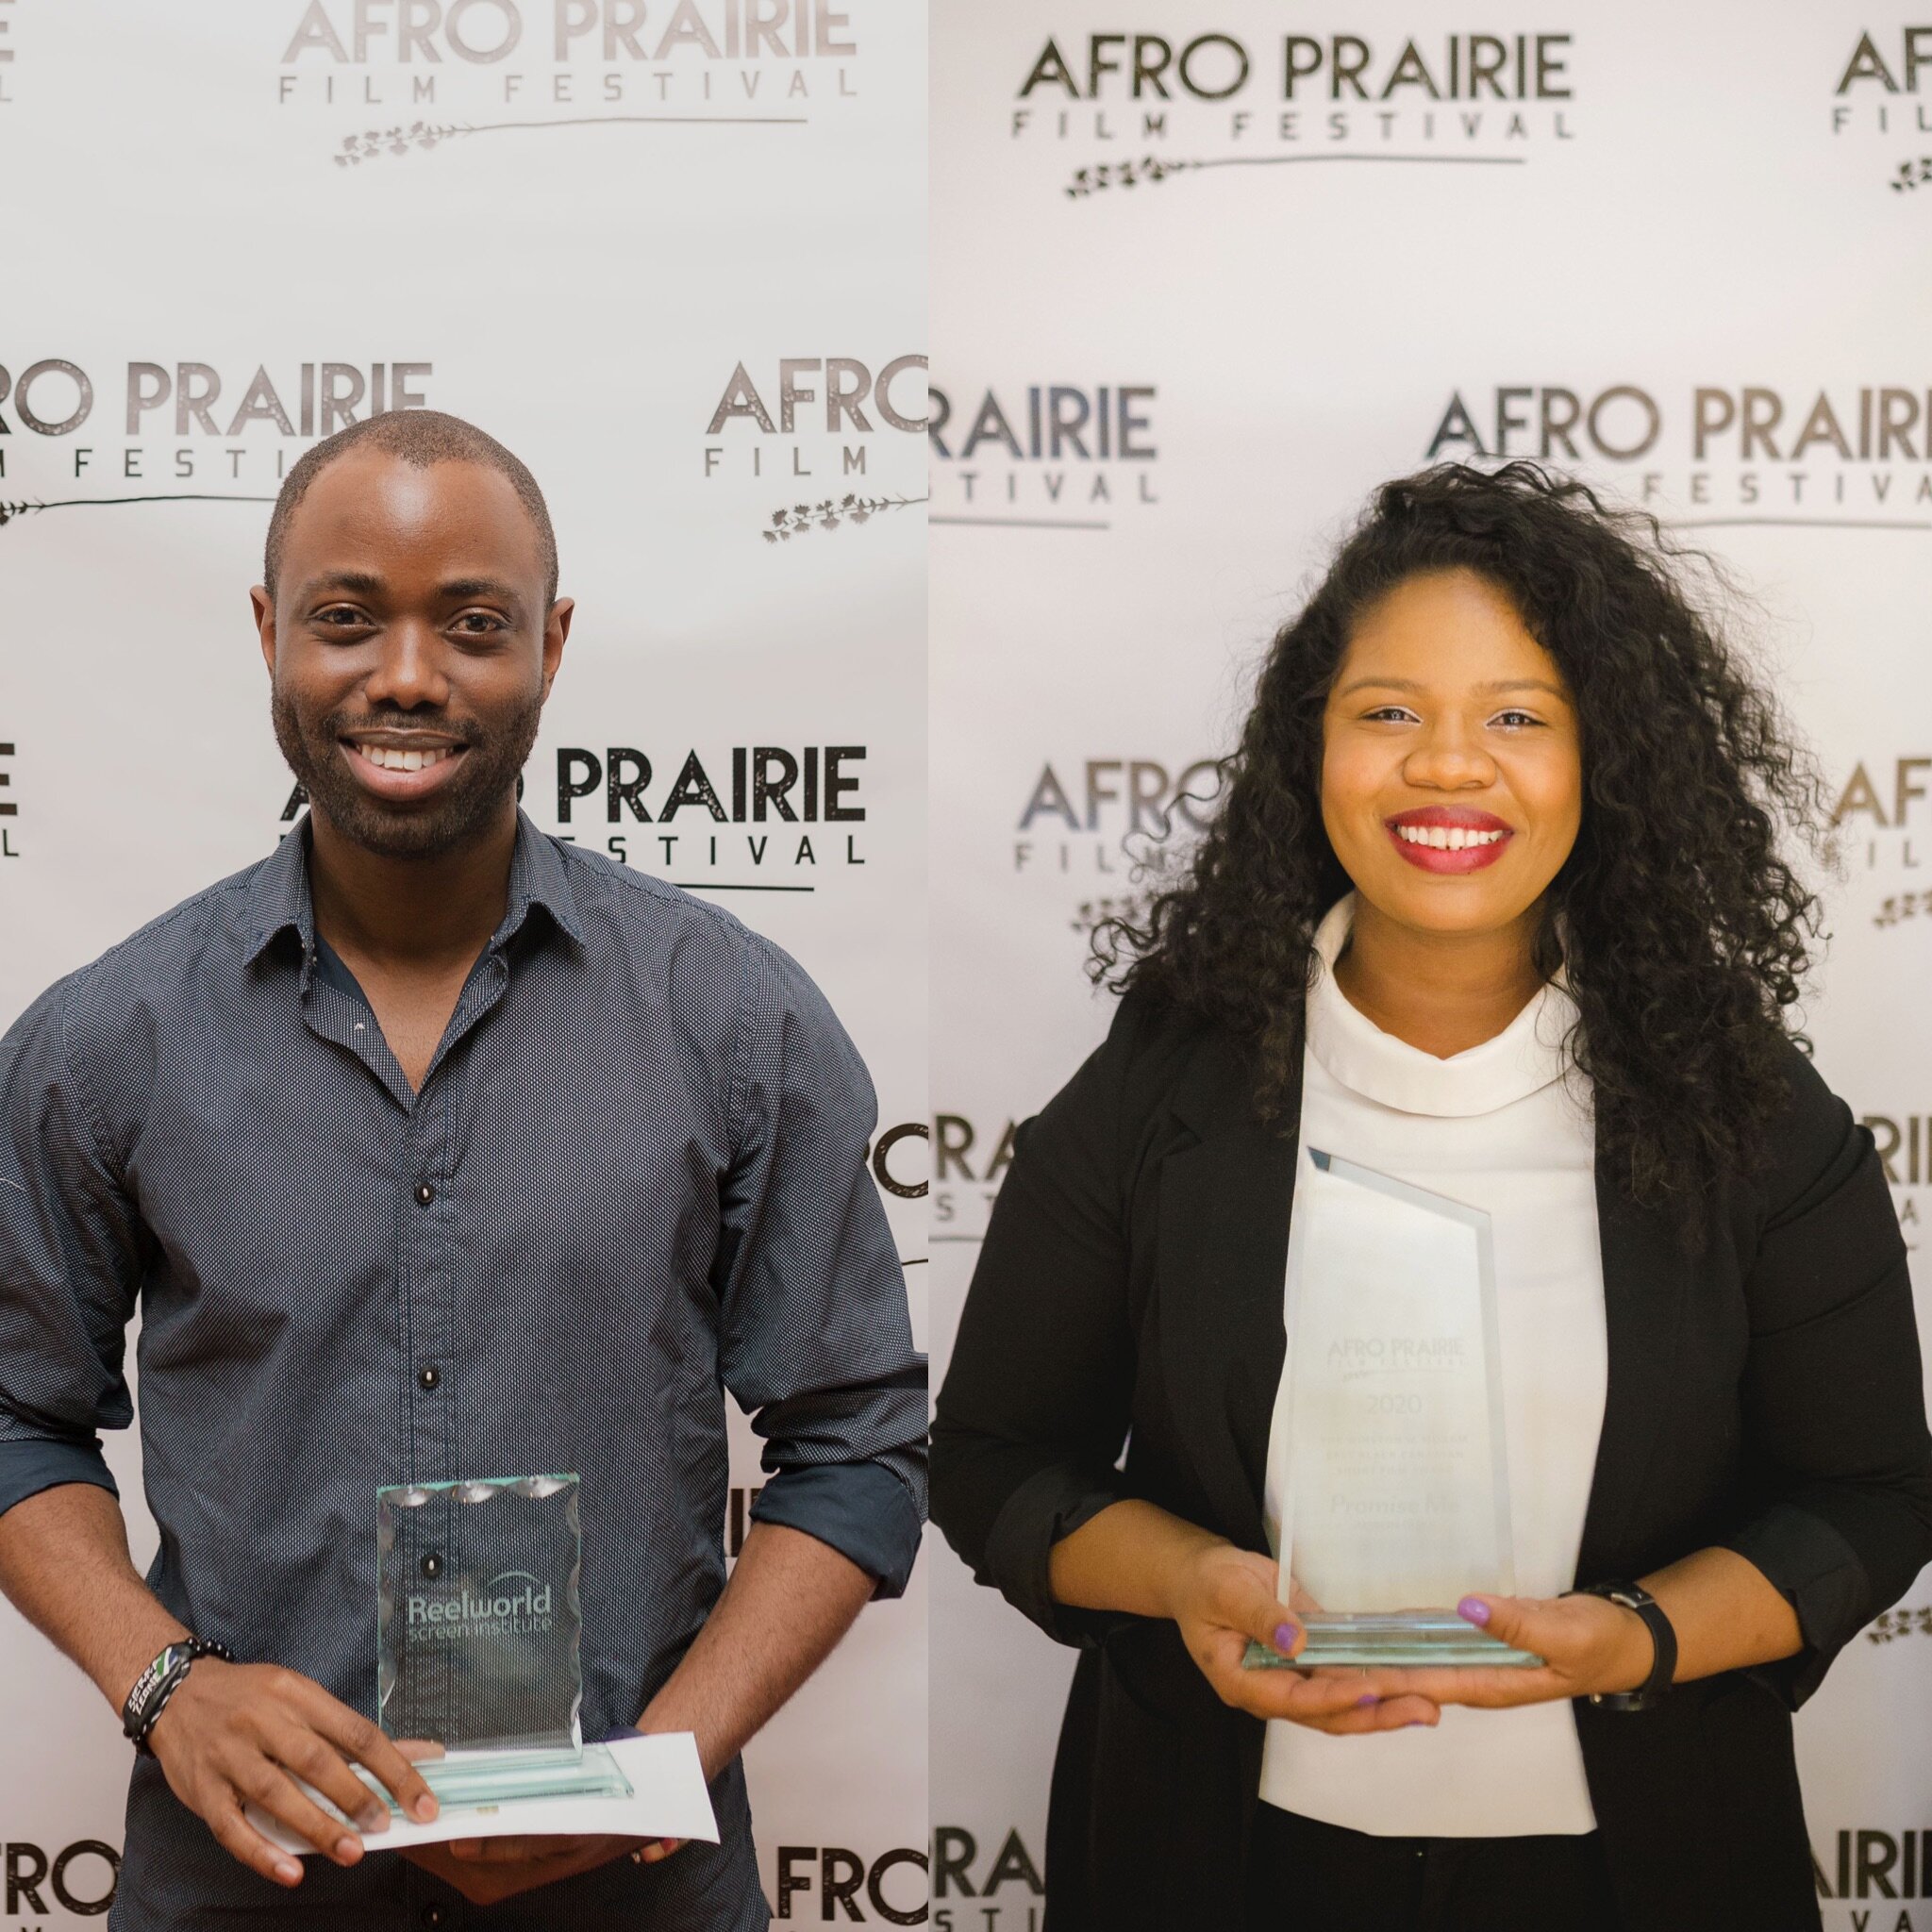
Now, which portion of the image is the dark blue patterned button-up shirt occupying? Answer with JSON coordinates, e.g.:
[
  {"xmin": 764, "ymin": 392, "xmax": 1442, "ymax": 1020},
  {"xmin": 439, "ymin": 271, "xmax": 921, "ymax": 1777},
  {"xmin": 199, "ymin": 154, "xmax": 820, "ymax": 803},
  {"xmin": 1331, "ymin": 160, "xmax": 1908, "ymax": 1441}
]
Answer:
[{"xmin": 0, "ymin": 815, "xmax": 925, "ymax": 1931}]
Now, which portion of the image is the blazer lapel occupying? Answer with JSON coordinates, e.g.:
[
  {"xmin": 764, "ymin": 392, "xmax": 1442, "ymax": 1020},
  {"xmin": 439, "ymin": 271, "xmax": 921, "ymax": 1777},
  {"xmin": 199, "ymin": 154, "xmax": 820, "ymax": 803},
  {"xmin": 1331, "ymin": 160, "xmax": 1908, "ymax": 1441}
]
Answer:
[
  {"xmin": 1575, "ymin": 1158, "xmax": 1689, "ymax": 1580},
  {"xmin": 1154, "ymin": 1038, "xmax": 1300, "ymax": 1553}
]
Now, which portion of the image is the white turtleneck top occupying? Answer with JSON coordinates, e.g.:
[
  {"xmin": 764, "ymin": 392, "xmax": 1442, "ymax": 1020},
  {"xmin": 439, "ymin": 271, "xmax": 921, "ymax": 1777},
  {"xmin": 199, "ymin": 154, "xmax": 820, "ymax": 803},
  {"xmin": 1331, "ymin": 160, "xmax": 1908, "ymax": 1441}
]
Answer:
[{"xmin": 1257, "ymin": 894, "xmax": 1608, "ymax": 1837}]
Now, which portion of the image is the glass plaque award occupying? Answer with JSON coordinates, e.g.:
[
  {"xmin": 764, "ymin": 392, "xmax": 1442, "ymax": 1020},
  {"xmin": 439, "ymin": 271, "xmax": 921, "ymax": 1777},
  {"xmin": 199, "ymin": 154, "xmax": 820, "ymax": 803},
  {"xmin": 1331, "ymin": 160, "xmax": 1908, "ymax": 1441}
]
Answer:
[
  {"xmin": 375, "ymin": 1474, "xmax": 634, "ymax": 1808},
  {"xmin": 1245, "ymin": 1151, "xmax": 1541, "ymax": 1670}
]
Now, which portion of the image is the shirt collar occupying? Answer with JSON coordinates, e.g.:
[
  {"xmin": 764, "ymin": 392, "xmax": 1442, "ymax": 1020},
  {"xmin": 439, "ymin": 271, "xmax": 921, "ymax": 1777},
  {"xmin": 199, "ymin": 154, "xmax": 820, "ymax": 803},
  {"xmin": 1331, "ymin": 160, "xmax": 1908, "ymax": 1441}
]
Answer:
[
  {"xmin": 242, "ymin": 821, "xmax": 317, "ymax": 969},
  {"xmin": 1305, "ymin": 892, "xmax": 1581, "ymax": 1120},
  {"xmin": 244, "ymin": 810, "xmax": 585, "ymax": 971},
  {"xmin": 500, "ymin": 809, "xmax": 586, "ymax": 952}
]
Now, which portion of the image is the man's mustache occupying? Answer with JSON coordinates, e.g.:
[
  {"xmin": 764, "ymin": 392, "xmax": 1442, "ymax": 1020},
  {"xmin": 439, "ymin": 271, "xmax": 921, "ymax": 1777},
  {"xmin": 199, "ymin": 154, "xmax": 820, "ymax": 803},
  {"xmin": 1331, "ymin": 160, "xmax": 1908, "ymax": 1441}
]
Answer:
[{"xmin": 324, "ymin": 709, "xmax": 482, "ymax": 745}]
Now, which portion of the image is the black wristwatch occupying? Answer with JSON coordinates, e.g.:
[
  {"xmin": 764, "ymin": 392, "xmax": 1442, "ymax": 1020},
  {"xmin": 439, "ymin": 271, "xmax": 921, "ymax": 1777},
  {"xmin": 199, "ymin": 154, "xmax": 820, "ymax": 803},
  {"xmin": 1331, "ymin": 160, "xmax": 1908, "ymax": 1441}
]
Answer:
[
  {"xmin": 1570, "ymin": 1581, "xmax": 1676, "ymax": 1711},
  {"xmin": 122, "ymin": 1637, "xmax": 236, "ymax": 1755}
]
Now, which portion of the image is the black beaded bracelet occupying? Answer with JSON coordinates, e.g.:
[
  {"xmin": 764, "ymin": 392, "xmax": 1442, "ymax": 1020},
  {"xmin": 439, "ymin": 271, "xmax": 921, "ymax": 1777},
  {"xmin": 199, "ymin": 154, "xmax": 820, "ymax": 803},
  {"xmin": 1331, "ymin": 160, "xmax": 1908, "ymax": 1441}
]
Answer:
[{"xmin": 122, "ymin": 1638, "xmax": 235, "ymax": 1755}]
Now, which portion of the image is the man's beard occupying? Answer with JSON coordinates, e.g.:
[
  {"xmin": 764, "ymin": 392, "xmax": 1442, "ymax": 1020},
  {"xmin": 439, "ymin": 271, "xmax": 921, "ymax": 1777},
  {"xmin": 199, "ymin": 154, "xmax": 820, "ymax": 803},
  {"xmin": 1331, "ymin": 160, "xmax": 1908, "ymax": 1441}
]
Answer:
[{"xmin": 271, "ymin": 684, "xmax": 542, "ymax": 860}]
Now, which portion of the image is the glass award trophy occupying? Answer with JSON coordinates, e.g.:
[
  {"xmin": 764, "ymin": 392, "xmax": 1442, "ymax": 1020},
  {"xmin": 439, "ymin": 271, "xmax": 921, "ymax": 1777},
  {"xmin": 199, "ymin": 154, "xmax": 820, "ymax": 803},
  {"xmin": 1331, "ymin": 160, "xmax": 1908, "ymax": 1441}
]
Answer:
[
  {"xmin": 375, "ymin": 1474, "xmax": 634, "ymax": 1808},
  {"xmin": 1245, "ymin": 1150, "xmax": 1541, "ymax": 1670}
]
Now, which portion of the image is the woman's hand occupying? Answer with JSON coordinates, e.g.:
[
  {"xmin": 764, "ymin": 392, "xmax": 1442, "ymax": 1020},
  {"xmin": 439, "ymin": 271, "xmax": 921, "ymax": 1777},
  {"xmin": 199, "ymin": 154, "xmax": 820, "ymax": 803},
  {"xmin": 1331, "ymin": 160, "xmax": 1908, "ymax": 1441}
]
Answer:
[
  {"xmin": 1168, "ymin": 1544, "xmax": 1441, "ymax": 1735},
  {"xmin": 1383, "ymin": 1592, "xmax": 1657, "ymax": 1710}
]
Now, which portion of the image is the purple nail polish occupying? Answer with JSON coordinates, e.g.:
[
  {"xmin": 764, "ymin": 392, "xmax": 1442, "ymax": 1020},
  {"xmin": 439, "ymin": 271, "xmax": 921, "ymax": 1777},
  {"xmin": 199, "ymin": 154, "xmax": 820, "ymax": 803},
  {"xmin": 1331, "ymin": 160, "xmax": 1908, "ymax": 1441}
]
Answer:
[
  {"xmin": 1457, "ymin": 1596, "xmax": 1491, "ymax": 1626},
  {"xmin": 1356, "ymin": 1692, "xmax": 1378, "ymax": 1707},
  {"xmin": 1405, "ymin": 1719, "xmax": 1427, "ymax": 1727},
  {"xmin": 1274, "ymin": 1622, "xmax": 1299, "ymax": 1652}
]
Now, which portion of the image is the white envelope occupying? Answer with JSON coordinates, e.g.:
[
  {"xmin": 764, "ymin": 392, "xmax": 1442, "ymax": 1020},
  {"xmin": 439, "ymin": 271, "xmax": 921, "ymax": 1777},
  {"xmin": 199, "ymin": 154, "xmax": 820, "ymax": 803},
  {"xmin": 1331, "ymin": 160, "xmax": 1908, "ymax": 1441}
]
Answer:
[{"xmin": 248, "ymin": 1732, "xmax": 719, "ymax": 1857}]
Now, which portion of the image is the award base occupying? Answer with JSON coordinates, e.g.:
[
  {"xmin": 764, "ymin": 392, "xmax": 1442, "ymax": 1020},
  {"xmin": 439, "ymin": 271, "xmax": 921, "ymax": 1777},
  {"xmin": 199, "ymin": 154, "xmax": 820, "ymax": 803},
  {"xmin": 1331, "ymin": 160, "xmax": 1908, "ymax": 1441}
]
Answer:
[
  {"xmin": 362, "ymin": 1743, "xmax": 635, "ymax": 1816},
  {"xmin": 1242, "ymin": 1611, "xmax": 1543, "ymax": 1670}
]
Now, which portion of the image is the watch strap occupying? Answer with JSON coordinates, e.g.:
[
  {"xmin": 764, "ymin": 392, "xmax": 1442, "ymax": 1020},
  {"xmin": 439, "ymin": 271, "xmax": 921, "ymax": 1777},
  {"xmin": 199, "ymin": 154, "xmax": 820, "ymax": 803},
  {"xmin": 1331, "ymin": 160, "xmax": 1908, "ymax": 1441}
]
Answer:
[{"xmin": 1573, "ymin": 1581, "xmax": 1675, "ymax": 1711}]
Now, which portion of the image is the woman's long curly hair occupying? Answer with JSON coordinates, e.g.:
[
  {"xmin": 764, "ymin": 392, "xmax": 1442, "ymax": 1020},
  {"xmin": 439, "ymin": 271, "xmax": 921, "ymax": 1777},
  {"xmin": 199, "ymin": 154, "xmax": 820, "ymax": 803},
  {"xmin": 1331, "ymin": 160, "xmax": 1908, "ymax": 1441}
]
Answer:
[{"xmin": 1093, "ymin": 461, "xmax": 1829, "ymax": 1212}]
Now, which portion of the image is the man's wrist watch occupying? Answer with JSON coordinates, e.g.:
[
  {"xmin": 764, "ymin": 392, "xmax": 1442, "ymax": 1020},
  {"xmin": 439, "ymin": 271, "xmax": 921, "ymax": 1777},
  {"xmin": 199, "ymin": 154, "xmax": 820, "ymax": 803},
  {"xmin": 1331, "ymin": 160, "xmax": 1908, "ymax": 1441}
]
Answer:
[
  {"xmin": 1571, "ymin": 1581, "xmax": 1676, "ymax": 1711},
  {"xmin": 121, "ymin": 1637, "xmax": 236, "ymax": 1755}
]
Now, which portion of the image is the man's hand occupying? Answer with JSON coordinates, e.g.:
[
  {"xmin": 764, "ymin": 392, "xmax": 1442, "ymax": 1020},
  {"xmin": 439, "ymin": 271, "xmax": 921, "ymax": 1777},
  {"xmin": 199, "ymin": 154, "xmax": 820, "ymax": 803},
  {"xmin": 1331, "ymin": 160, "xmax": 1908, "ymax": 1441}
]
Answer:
[
  {"xmin": 405, "ymin": 1834, "xmax": 686, "ymax": 1908},
  {"xmin": 146, "ymin": 1659, "xmax": 439, "ymax": 1889},
  {"xmin": 1170, "ymin": 1544, "xmax": 1442, "ymax": 1734},
  {"xmin": 399, "ymin": 1517, "xmax": 871, "ymax": 1909}
]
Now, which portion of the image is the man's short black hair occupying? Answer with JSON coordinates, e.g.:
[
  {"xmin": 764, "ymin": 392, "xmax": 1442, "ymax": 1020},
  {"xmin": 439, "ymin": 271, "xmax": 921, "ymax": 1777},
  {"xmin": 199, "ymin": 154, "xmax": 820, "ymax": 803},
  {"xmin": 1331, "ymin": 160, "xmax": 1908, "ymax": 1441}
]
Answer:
[{"xmin": 263, "ymin": 408, "xmax": 558, "ymax": 606}]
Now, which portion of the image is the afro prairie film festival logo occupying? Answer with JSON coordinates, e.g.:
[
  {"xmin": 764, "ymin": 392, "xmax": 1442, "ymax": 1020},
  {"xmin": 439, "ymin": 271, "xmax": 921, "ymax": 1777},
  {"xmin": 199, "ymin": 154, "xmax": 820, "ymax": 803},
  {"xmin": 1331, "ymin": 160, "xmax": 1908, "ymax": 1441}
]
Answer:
[
  {"xmin": 1013, "ymin": 752, "xmax": 1221, "ymax": 883},
  {"xmin": 1829, "ymin": 25, "xmax": 1932, "ymax": 193},
  {"xmin": 275, "ymin": 0, "xmax": 866, "ymax": 164},
  {"xmin": 1012, "ymin": 747, "xmax": 1223, "ymax": 979},
  {"xmin": 1835, "ymin": 751, "xmax": 1932, "ymax": 938},
  {"xmin": 283, "ymin": 737, "xmax": 884, "ymax": 892},
  {"xmin": 931, "ymin": 1109, "xmax": 1017, "ymax": 1244},
  {"xmin": 1003, "ymin": 25, "xmax": 1576, "ymax": 200},
  {"xmin": 1810, "ymin": 1823, "xmax": 1932, "ymax": 1909},
  {"xmin": 0, "ymin": 1838, "xmax": 120, "ymax": 1920},
  {"xmin": 0, "ymin": 738, "xmax": 17, "ymax": 859},
  {"xmin": 702, "ymin": 352, "xmax": 928, "ymax": 539},
  {"xmin": 0, "ymin": 354, "xmax": 431, "ymax": 527},
  {"xmin": 931, "ymin": 1824, "xmax": 1043, "ymax": 1931},
  {"xmin": 1424, "ymin": 379, "xmax": 1932, "ymax": 524},
  {"xmin": 773, "ymin": 1842, "xmax": 926, "ymax": 1926},
  {"xmin": 547, "ymin": 739, "xmax": 875, "ymax": 890},
  {"xmin": 1857, "ymin": 1100, "xmax": 1928, "ymax": 1241},
  {"xmin": 928, "ymin": 381, "xmax": 1159, "ymax": 527}
]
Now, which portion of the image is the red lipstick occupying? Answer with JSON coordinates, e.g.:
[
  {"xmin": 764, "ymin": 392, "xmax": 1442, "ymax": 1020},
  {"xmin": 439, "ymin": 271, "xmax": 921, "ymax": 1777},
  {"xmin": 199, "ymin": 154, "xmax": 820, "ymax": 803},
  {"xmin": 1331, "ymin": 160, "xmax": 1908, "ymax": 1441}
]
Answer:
[{"xmin": 1384, "ymin": 805, "xmax": 1514, "ymax": 874}]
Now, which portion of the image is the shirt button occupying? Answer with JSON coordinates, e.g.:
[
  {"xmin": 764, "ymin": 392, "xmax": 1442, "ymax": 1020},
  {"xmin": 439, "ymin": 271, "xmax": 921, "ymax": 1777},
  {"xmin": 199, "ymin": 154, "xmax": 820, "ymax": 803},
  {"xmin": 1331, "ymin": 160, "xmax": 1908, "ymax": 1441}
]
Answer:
[
  {"xmin": 421, "ymin": 1552, "xmax": 443, "ymax": 1580},
  {"xmin": 415, "ymin": 1183, "xmax": 435, "ymax": 1206},
  {"xmin": 418, "ymin": 1365, "xmax": 441, "ymax": 1391},
  {"xmin": 421, "ymin": 1907, "xmax": 444, "ymax": 1929}
]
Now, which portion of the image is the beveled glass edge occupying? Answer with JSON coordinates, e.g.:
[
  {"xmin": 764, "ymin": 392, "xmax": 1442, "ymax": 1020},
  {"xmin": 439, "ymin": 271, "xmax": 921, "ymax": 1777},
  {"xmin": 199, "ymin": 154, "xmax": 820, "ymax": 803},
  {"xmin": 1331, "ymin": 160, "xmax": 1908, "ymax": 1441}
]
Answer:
[
  {"xmin": 1307, "ymin": 1148, "xmax": 1491, "ymax": 1235},
  {"xmin": 1242, "ymin": 1613, "xmax": 1544, "ymax": 1671},
  {"xmin": 375, "ymin": 1473, "xmax": 586, "ymax": 1750},
  {"xmin": 1281, "ymin": 1151, "xmax": 1520, "ymax": 1600},
  {"xmin": 356, "ymin": 1741, "xmax": 632, "ymax": 1815},
  {"xmin": 377, "ymin": 1474, "xmax": 580, "ymax": 1509}
]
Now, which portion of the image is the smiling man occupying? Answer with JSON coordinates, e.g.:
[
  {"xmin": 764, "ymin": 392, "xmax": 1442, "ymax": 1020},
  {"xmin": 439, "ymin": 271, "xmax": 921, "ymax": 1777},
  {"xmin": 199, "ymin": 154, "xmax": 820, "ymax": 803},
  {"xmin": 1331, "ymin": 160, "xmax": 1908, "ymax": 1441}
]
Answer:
[{"xmin": 0, "ymin": 411, "xmax": 925, "ymax": 1930}]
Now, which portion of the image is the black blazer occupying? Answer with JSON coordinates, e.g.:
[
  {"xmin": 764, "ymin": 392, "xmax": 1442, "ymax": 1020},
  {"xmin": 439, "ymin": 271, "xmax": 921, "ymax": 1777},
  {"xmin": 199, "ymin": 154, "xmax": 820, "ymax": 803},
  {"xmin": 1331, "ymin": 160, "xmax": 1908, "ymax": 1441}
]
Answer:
[{"xmin": 931, "ymin": 993, "xmax": 1932, "ymax": 1932}]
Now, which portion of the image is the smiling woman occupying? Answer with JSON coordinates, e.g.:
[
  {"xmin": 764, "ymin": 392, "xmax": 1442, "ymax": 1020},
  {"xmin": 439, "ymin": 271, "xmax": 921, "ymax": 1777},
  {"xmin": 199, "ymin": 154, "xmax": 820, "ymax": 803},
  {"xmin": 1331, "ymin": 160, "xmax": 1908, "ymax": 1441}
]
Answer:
[
  {"xmin": 1093, "ymin": 463, "xmax": 1823, "ymax": 1209},
  {"xmin": 929, "ymin": 461, "xmax": 1932, "ymax": 1932}
]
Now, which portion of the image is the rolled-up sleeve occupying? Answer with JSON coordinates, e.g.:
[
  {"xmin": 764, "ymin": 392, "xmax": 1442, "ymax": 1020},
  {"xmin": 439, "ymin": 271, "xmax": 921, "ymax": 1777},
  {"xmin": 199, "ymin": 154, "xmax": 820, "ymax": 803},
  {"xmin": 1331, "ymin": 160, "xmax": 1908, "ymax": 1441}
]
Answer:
[
  {"xmin": 0, "ymin": 978, "xmax": 144, "ymax": 1521},
  {"xmin": 1716, "ymin": 1050, "xmax": 1932, "ymax": 1707},
  {"xmin": 712, "ymin": 938, "xmax": 925, "ymax": 1598},
  {"xmin": 931, "ymin": 998, "xmax": 1142, "ymax": 1648}
]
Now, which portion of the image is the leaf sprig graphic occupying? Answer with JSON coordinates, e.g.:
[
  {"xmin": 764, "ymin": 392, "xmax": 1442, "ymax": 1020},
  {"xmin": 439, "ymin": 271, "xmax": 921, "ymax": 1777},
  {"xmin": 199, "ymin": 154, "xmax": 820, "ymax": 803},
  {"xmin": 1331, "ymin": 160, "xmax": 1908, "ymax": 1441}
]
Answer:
[
  {"xmin": 1867, "ymin": 1607, "xmax": 1932, "ymax": 1643},
  {"xmin": 1890, "ymin": 157, "xmax": 1932, "ymax": 192},
  {"xmin": 1067, "ymin": 155, "xmax": 1193, "ymax": 199},
  {"xmin": 1065, "ymin": 151, "xmax": 1527, "ymax": 199},
  {"xmin": 761, "ymin": 492, "xmax": 924, "ymax": 542},
  {"xmin": 330, "ymin": 112, "xmax": 808, "ymax": 166},
  {"xmin": 1070, "ymin": 893, "xmax": 1154, "ymax": 941},
  {"xmin": 0, "ymin": 492, "xmax": 277, "ymax": 529},
  {"xmin": 337, "ymin": 122, "xmax": 468, "ymax": 165},
  {"xmin": 1874, "ymin": 891, "xmax": 1932, "ymax": 928}
]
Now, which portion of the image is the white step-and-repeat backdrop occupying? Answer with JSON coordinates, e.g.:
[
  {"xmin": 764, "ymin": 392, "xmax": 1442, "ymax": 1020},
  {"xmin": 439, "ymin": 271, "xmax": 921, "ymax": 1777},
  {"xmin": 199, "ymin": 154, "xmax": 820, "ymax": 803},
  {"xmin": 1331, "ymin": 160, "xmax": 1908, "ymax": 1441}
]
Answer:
[
  {"xmin": 0, "ymin": 3, "xmax": 927, "ymax": 1924},
  {"xmin": 930, "ymin": 4, "xmax": 1932, "ymax": 1927}
]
